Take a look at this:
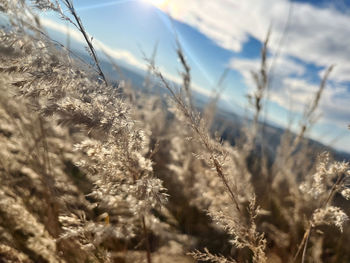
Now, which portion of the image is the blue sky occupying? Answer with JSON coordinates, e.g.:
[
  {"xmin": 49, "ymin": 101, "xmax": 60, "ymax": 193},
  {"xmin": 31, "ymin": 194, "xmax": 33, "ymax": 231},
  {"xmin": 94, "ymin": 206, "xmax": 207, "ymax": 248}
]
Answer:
[{"xmin": 40, "ymin": 0, "xmax": 350, "ymax": 153}]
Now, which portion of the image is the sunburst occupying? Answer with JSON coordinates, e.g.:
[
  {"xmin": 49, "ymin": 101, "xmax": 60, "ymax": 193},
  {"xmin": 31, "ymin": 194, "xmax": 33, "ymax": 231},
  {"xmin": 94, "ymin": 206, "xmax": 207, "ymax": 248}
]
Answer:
[{"xmin": 142, "ymin": 0, "xmax": 168, "ymax": 8}]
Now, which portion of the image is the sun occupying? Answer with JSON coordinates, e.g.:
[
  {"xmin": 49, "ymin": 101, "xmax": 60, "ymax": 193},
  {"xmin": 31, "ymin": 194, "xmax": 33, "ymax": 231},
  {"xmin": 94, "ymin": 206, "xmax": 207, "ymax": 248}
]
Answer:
[{"xmin": 142, "ymin": 0, "xmax": 167, "ymax": 8}]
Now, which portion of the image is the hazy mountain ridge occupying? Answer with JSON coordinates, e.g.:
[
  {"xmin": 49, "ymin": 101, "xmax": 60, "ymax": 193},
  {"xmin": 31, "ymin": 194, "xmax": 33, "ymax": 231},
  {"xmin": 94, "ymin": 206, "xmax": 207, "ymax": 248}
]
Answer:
[{"xmin": 93, "ymin": 54, "xmax": 350, "ymax": 161}]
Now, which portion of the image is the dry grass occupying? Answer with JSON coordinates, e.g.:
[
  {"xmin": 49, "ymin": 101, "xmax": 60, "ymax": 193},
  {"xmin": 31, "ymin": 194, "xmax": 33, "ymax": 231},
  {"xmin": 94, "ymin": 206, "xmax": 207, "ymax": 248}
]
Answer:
[{"xmin": 0, "ymin": 1, "xmax": 350, "ymax": 263}]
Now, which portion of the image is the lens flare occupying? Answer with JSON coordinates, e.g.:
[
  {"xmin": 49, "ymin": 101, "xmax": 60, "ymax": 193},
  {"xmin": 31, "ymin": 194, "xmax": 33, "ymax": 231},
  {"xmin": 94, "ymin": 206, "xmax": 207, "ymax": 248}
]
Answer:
[{"xmin": 142, "ymin": 0, "xmax": 167, "ymax": 8}]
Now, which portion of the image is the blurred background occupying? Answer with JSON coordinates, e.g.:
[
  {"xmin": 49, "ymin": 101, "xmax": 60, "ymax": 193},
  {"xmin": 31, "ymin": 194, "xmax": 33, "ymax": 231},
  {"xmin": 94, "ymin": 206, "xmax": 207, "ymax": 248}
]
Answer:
[{"xmin": 41, "ymin": 0, "xmax": 350, "ymax": 154}]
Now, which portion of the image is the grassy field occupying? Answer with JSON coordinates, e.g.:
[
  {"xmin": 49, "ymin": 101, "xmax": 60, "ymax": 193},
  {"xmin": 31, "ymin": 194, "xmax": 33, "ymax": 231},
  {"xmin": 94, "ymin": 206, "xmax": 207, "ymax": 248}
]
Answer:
[{"xmin": 0, "ymin": 1, "xmax": 350, "ymax": 262}]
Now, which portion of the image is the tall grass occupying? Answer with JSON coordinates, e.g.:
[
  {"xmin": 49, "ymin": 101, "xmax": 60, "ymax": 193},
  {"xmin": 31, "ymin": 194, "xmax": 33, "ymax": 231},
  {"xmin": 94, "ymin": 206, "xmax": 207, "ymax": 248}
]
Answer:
[{"xmin": 0, "ymin": 1, "xmax": 350, "ymax": 263}]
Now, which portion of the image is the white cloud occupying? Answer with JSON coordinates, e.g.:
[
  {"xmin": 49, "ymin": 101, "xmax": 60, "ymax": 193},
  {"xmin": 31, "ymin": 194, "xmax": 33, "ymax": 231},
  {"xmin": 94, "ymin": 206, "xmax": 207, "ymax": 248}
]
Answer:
[
  {"xmin": 230, "ymin": 55, "xmax": 306, "ymax": 92},
  {"xmin": 229, "ymin": 55, "xmax": 309, "ymax": 111},
  {"xmin": 40, "ymin": 17, "xmax": 147, "ymax": 71},
  {"xmin": 162, "ymin": 0, "xmax": 350, "ymax": 83},
  {"xmin": 160, "ymin": 0, "xmax": 350, "ymax": 147},
  {"xmin": 161, "ymin": 0, "xmax": 272, "ymax": 52},
  {"xmin": 277, "ymin": 78, "xmax": 319, "ymax": 108},
  {"xmin": 41, "ymin": 17, "xmax": 214, "ymax": 99},
  {"xmin": 230, "ymin": 54, "xmax": 350, "ymax": 128},
  {"xmin": 161, "ymin": 0, "xmax": 350, "ymax": 86}
]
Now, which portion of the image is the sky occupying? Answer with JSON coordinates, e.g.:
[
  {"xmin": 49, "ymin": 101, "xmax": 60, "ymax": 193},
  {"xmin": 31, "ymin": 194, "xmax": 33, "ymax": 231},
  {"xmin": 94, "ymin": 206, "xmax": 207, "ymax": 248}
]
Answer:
[{"xmin": 39, "ymin": 0, "xmax": 350, "ymax": 153}]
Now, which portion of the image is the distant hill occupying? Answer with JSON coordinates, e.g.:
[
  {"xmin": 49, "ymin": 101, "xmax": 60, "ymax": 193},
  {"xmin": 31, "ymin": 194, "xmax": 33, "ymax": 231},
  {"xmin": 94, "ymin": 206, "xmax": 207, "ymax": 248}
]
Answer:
[{"xmin": 76, "ymin": 50, "xmax": 350, "ymax": 161}]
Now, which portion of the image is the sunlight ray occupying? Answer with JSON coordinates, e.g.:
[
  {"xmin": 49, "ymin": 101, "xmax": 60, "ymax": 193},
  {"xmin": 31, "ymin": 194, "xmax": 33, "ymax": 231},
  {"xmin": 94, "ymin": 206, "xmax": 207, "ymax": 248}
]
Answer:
[
  {"xmin": 141, "ymin": 0, "xmax": 167, "ymax": 7},
  {"xmin": 76, "ymin": 0, "xmax": 137, "ymax": 11},
  {"xmin": 154, "ymin": 8, "xmax": 216, "ymax": 88}
]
